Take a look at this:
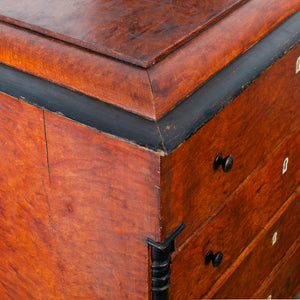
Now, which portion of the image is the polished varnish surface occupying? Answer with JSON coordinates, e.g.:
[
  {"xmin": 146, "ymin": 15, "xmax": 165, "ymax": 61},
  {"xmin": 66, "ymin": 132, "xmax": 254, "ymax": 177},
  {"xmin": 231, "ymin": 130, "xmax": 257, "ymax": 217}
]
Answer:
[{"xmin": 0, "ymin": 0, "xmax": 245, "ymax": 67}]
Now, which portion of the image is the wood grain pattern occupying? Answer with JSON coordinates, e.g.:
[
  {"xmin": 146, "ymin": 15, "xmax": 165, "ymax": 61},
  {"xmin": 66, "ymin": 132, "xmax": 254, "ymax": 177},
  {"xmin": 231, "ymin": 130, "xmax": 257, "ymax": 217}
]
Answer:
[
  {"xmin": 251, "ymin": 237, "xmax": 300, "ymax": 299},
  {"xmin": 0, "ymin": 92, "xmax": 65, "ymax": 299},
  {"xmin": 0, "ymin": 0, "xmax": 245, "ymax": 67},
  {"xmin": 43, "ymin": 111, "xmax": 161, "ymax": 299},
  {"xmin": 0, "ymin": 1, "xmax": 299, "ymax": 119},
  {"xmin": 0, "ymin": 22, "xmax": 155, "ymax": 119},
  {"xmin": 209, "ymin": 188, "xmax": 300, "ymax": 299},
  {"xmin": 149, "ymin": 0, "xmax": 300, "ymax": 118},
  {"xmin": 168, "ymin": 125, "xmax": 300, "ymax": 299},
  {"xmin": 160, "ymin": 41, "xmax": 300, "ymax": 244}
]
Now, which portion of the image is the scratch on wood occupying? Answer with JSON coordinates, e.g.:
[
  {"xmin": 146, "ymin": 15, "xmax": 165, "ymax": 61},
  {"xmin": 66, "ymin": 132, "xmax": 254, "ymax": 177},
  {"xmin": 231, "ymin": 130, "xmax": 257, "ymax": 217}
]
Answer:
[{"xmin": 43, "ymin": 110, "xmax": 51, "ymax": 183}]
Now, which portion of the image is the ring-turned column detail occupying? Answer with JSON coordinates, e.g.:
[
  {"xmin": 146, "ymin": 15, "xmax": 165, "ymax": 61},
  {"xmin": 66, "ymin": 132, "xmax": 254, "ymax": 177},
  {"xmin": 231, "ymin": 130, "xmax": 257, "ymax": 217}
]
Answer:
[{"xmin": 146, "ymin": 223, "xmax": 185, "ymax": 300}]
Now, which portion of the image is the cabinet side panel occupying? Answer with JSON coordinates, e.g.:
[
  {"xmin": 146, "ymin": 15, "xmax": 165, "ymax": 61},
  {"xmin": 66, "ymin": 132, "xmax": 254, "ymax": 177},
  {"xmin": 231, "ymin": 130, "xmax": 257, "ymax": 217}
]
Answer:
[
  {"xmin": 0, "ymin": 93, "xmax": 65, "ymax": 299},
  {"xmin": 44, "ymin": 111, "xmax": 160, "ymax": 300}
]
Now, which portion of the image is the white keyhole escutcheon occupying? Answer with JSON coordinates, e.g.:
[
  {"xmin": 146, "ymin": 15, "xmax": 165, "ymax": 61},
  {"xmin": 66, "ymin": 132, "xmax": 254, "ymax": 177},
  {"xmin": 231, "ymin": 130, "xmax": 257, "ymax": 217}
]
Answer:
[
  {"xmin": 267, "ymin": 295, "xmax": 272, "ymax": 300},
  {"xmin": 272, "ymin": 232, "xmax": 278, "ymax": 246},
  {"xmin": 282, "ymin": 157, "xmax": 288, "ymax": 175},
  {"xmin": 296, "ymin": 56, "xmax": 300, "ymax": 74}
]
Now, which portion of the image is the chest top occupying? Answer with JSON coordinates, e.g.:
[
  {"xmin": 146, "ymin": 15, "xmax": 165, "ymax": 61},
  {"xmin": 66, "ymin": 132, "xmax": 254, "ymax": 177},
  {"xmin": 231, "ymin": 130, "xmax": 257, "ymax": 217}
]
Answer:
[
  {"xmin": 0, "ymin": 0, "xmax": 299, "ymax": 154},
  {"xmin": 0, "ymin": 0, "xmax": 245, "ymax": 67}
]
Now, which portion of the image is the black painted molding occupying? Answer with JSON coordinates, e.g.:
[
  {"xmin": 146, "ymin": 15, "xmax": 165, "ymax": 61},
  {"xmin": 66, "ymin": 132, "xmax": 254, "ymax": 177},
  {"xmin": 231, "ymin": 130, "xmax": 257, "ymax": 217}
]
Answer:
[{"xmin": 0, "ymin": 10, "xmax": 299, "ymax": 154}]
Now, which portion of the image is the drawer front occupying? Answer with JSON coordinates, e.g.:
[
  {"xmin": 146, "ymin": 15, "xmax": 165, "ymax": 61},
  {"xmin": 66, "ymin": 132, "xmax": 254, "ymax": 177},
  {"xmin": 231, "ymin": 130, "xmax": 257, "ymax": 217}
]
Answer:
[
  {"xmin": 210, "ymin": 188, "xmax": 300, "ymax": 299},
  {"xmin": 169, "ymin": 125, "xmax": 300, "ymax": 299},
  {"xmin": 252, "ymin": 238, "xmax": 300, "ymax": 299},
  {"xmin": 161, "ymin": 42, "xmax": 300, "ymax": 244}
]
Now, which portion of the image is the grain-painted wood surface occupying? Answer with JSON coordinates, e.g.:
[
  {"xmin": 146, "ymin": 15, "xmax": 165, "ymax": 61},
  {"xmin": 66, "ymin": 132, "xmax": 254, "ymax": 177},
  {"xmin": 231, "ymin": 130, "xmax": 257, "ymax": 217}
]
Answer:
[
  {"xmin": 0, "ymin": 1, "xmax": 299, "ymax": 119},
  {"xmin": 252, "ymin": 237, "xmax": 300, "ymax": 299},
  {"xmin": 160, "ymin": 42, "xmax": 300, "ymax": 244},
  {"xmin": 168, "ymin": 125, "xmax": 300, "ymax": 299},
  {"xmin": 0, "ymin": 0, "xmax": 245, "ymax": 67},
  {"xmin": 148, "ymin": 0, "xmax": 300, "ymax": 118},
  {"xmin": 0, "ymin": 22, "xmax": 155, "ymax": 119},
  {"xmin": 43, "ymin": 111, "xmax": 160, "ymax": 299},
  {"xmin": 0, "ymin": 93, "xmax": 65, "ymax": 299},
  {"xmin": 208, "ymin": 187, "xmax": 300, "ymax": 299}
]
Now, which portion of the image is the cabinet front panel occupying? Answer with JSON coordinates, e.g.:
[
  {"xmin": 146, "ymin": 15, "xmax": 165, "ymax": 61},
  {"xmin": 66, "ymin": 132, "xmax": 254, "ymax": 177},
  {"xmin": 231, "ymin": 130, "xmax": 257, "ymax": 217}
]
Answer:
[
  {"xmin": 169, "ymin": 125, "xmax": 300, "ymax": 299},
  {"xmin": 161, "ymin": 42, "xmax": 300, "ymax": 244}
]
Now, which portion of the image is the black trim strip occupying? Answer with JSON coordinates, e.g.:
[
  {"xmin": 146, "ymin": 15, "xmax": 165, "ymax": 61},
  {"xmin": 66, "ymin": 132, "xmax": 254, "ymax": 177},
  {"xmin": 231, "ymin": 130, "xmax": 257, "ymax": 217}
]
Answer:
[
  {"xmin": 0, "ymin": 10, "xmax": 299, "ymax": 154},
  {"xmin": 0, "ymin": 63, "xmax": 165, "ymax": 152},
  {"xmin": 158, "ymin": 9, "xmax": 300, "ymax": 152}
]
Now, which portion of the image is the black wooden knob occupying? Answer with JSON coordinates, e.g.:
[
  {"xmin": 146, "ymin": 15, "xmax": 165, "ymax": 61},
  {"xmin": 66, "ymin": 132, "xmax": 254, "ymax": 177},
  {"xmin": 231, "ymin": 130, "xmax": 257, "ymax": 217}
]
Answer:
[
  {"xmin": 205, "ymin": 250, "xmax": 223, "ymax": 267},
  {"xmin": 214, "ymin": 154, "xmax": 234, "ymax": 172}
]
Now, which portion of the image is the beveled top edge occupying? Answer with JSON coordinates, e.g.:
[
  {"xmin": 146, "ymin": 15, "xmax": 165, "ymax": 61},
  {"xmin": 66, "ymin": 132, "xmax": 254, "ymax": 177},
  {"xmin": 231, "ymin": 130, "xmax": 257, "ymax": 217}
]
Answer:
[
  {"xmin": 0, "ymin": 0, "xmax": 246, "ymax": 68},
  {"xmin": 0, "ymin": 10, "xmax": 299, "ymax": 155},
  {"xmin": 0, "ymin": 1, "xmax": 299, "ymax": 121}
]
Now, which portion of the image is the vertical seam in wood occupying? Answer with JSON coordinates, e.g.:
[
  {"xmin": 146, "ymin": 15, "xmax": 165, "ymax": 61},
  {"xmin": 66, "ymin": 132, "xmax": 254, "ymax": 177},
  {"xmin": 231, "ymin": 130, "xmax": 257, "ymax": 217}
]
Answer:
[
  {"xmin": 42, "ymin": 111, "xmax": 68, "ymax": 300},
  {"xmin": 43, "ymin": 110, "xmax": 51, "ymax": 183}
]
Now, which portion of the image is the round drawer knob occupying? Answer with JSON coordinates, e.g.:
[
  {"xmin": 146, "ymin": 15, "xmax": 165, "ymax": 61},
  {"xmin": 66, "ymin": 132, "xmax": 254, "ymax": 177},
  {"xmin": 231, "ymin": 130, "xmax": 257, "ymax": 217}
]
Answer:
[
  {"xmin": 205, "ymin": 250, "xmax": 223, "ymax": 267},
  {"xmin": 214, "ymin": 154, "xmax": 234, "ymax": 172}
]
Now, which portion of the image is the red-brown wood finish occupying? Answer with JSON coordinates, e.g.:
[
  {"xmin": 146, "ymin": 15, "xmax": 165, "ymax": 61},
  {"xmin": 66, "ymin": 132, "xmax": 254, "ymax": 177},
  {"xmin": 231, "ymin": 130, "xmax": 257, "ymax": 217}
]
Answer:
[
  {"xmin": 0, "ymin": 1, "xmax": 299, "ymax": 299},
  {"xmin": 160, "ymin": 42, "xmax": 300, "ymax": 245},
  {"xmin": 208, "ymin": 188, "xmax": 300, "ymax": 299},
  {"xmin": 252, "ymin": 238, "xmax": 300, "ymax": 299},
  {"xmin": 0, "ymin": 93, "xmax": 65, "ymax": 299},
  {"xmin": 169, "ymin": 125, "xmax": 300, "ymax": 299},
  {"xmin": 43, "ymin": 111, "xmax": 161, "ymax": 300},
  {"xmin": 0, "ymin": 0, "xmax": 245, "ymax": 67},
  {"xmin": 0, "ymin": 1, "xmax": 299, "ymax": 119},
  {"xmin": 149, "ymin": 0, "xmax": 300, "ymax": 118},
  {"xmin": 0, "ymin": 22, "xmax": 155, "ymax": 119}
]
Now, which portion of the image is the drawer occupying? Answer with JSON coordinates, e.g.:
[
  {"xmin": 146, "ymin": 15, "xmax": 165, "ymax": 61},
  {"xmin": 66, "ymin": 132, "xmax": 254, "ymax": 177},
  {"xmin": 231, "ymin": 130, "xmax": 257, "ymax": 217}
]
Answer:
[
  {"xmin": 161, "ymin": 42, "xmax": 300, "ymax": 244},
  {"xmin": 169, "ymin": 125, "xmax": 300, "ymax": 299},
  {"xmin": 208, "ymin": 187, "xmax": 300, "ymax": 299},
  {"xmin": 252, "ymin": 238, "xmax": 300, "ymax": 299}
]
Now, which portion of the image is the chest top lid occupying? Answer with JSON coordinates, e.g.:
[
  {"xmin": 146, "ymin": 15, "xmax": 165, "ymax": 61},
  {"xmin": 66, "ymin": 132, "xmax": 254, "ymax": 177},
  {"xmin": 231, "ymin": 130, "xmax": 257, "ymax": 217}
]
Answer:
[
  {"xmin": 0, "ymin": 1, "xmax": 299, "ymax": 153},
  {"xmin": 0, "ymin": 0, "xmax": 245, "ymax": 68}
]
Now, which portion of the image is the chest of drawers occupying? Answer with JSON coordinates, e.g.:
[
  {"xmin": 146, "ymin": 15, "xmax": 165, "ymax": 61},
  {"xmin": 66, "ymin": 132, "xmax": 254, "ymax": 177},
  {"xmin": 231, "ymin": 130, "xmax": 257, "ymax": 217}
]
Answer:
[{"xmin": 0, "ymin": 1, "xmax": 299, "ymax": 299}]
